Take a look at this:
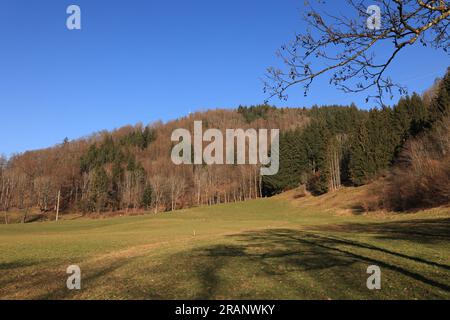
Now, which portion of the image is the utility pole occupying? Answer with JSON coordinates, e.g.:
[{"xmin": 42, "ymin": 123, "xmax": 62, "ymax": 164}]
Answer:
[{"xmin": 56, "ymin": 189, "xmax": 61, "ymax": 222}]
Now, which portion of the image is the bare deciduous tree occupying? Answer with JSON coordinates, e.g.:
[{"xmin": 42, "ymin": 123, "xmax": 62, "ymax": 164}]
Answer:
[
  {"xmin": 151, "ymin": 175, "xmax": 166, "ymax": 214},
  {"xmin": 168, "ymin": 175, "xmax": 186, "ymax": 211},
  {"xmin": 264, "ymin": 0, "xmax": 450, "ymax": 104}
]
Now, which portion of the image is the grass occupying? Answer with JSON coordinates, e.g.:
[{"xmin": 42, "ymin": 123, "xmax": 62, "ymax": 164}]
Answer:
[{"xmin": 0, "ymin": 188, "xmax": 449, "ymax": 300}]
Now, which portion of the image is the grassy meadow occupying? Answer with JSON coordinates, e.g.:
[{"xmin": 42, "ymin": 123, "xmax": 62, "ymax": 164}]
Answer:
[{"xmin": 0, "ymin": 187, "xmax": 449, "ymax": 300}]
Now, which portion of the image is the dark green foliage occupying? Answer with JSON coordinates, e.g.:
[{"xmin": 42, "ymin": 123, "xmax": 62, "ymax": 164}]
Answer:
[
  {"xmin": 127, "ymin": 155, "xmax": 137, "ymax": 171},
  {"xmin": 79, "ymin": 132, "xmax": 148, "ymax": 213},
  {"xmin": 348, "ymin": 93, "xmax": 431, "ymax": 186},
  {"xmin": 263, "ymin": 129, "xmax": 308, "ymax": 196},
  {"xmin": 429, "ymin": 68, "xmax": 450, "ymax": 124},
  {"xmin": 306, "ymin": 172, "xmax": 328, "ymax": 196},
  {"xmin": 302, "ymin": 120, "xmax": 331, "ymax": 195},
  {"xmin": 409, "ymin": 93, "xmax": 428, "ymax": 136},
  {"xmin": 80, "ymin": 136, "xmax": 123, "ymax": 173},
  {"xmin": 309, "ymin": 104, "xmax": 366, "ymax": 134},
  {"xmin": 348, "ymin": 123, "xmax": 370, "ymax": 186},
  {"xmin": 392, "ymin": 93, "xmax": 428, "ymax": 144},
  {"xmin": 80, "ymin": 145, "xmax": 99, "ymax": 174},
  {"xmin": 142, "ymin": 184, "xmax": 153, "ymax": 208},
  {"xmin": 120, "ymin": 127, "xmax": 156, "ymax": 150},
  {"xmin": 367, "ymin": 108, "xmax": 397, "ymax": 172},
  {"xmin": 348, "ymin": 108, "xmax": 398, "ymax": 185},
  {"xmin": 237, "ymin": 105, "xmax": 276, "ymax": 123},
  {"xmin": 264, "ymin": 95, "xmax": 440, "ymax": 195},
  {"xmin": 90, "ymin": 166, "xmax": 110, "ymax": 212},
  {"xmin": 263, "ymin": 106, "xmax": 363, "ymax": 196}
]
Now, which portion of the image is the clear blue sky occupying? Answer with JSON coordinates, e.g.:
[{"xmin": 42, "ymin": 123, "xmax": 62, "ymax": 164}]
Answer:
[{"xmin": 0, "ymin": 0, "xmax": 448, "ymax": 156}]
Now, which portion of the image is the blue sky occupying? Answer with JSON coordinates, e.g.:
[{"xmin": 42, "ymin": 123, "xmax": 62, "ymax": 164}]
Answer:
[{"xmin": 0, "ymin": 0, "xmax": 448, "ymax": 156}]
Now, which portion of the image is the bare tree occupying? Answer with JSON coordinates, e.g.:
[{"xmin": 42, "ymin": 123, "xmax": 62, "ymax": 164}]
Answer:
[
  {"xmin": 33, "ymin": 176, "xmax": 55, "ymax": 213},
  {"xmin": 0, "ymin": 155, "xmax": 8, "ymax": 223},
  {"xmin": 150, "ymin": 175, "xmax": 166, "ymax": 213},
  {"xmin": 265, "ymin": 0, "xmax": 450, "ymax": 104},
  {"xmin": 193, "ymin": 166, "xmax": 208, "ymax": 206},
  {"xmin": 168, "ymin": 175, "xmax": 186, "ymax": 211}
]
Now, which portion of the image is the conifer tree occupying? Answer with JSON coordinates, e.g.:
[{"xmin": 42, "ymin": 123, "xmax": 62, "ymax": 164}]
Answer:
[
  {"xmin": 142, "ymin": 184, "xmax": 153, "ymax": 209},
  {"xmin": 349, "ymin": 122, "xmax": 370, "ymax": 186},
  {"xmin": 409, "ymin": 93, "xmax": 428, "ymax": 136},
  {"xmin": 90, "ymin": 166, "xmax": 109, "ymax": 213},
  {"xmin": 429, "ymin": 68, "xmax": 450, "ymax": 124}
]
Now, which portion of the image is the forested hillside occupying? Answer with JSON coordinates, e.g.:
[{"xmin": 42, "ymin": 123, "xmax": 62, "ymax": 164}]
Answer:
[
  {"xmin": 0, "ymin": 69, "xmax": 449, "ymax": 222},
  {"xmin": 266, "ymin": 69, "xmax": 450, "ymax": 201},
  {"xmin": 0, "ymin": 108, "xmax": 308, "ymax": 221}
]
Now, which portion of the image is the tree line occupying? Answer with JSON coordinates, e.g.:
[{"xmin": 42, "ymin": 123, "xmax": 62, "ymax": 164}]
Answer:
[
  {"xmin": 0, "ymin": 108, "xmax": 308, "ymax": 222},
  {"xmin": 1, "ymin": 69, "xmax": 448, "ymax": 222},
  {"xmin": 265, "ymin": 68, "xmax": 450, "ymax": 209}
]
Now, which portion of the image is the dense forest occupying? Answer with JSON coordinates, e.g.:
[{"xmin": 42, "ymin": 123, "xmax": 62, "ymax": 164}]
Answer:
[
  {"xmin": 266, "ymin": 68, "xmax": 449, "ymax": 210},
  {"xmin": 0, "ymin": 69, "xmax": 449, "ymax": 222}
]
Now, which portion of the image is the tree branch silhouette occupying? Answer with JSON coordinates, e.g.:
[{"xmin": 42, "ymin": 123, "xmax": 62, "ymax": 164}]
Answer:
[{"xmin": 264, "ymin": 0, "xmax": 450, "ymax": 105}]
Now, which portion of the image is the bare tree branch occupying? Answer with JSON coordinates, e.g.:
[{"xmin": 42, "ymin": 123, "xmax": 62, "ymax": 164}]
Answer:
[{"xmin": 264, "ymin": 0, "xmax": 450, "ymax": 105}]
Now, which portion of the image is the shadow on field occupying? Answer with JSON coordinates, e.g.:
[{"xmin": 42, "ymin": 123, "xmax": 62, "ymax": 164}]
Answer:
[
  {"xmin": 191, "ymin": 236, "xmax": 357, "ymax": 299},
  {"xmin": 0, "ymin": 261, "xmax": 38, "ymax": 271},
  {"xmin": 311, "ymin": 218, "xmax": 450, "ymax": 243},
  {"xmin": 181, "ymin": 227, "xmax": 450, "ymax": 299},
  {"xmin": 0, "ymin": 261, "xmax": 43, "ymax": 294},
  {"xmin": 26, "ymin": 218, "xmax": 450, "ymax": 299},
  {"xmin": 36, "ymin": 258, "xmax": 139, "ymax": 300}
]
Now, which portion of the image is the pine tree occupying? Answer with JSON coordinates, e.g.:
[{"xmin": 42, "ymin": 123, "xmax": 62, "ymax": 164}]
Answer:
[
  {"xmin": 366, "ymin": 108, "xmax": 397, "ymax": 173},
  {"xmin": 349, "ymin": 122, "xmax": 370, "ymax": 186},
  {"xmin": 409, "ymin": 93, "xmax": 428, "ymax": 136},
  {"xmin": 262, "ymin": 129, "xmax": 308, "ymax": 195},
  {"xmin": 304, "ymin": 119, "xmax": 331, "ymax": 195},
  {"xmin": 429, "ymin": 68, "xmax": 450, "ymax": 124},
  {"xmin": 142, "ymin": 184, "xmax": 153, "ymax": 209},
  {"xmin": 90, "ymin": 166, "xmax": 109, "ymax": 213},
  {"xmin": 392, "ymin": 96, "xmax": 412, "ymax": 144}
]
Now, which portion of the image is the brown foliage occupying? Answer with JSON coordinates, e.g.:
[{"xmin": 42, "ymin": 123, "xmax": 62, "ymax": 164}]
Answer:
[
  {"xmin": 382, "ymin": 116, "xmax": 450, "ymax": 211},
  {"xmin": 0, "ymin": 108, "xmax": 309, "ymax": 216}
]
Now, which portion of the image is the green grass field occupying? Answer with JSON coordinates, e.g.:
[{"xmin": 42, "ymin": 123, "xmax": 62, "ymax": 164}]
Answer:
[{"xmin": 1, "ymin": 190, "xmax": 449, "ymax": 300}]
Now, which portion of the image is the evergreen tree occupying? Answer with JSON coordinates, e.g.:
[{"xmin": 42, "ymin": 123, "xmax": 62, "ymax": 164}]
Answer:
[
  {"xmin": 349, "ymin": 122, "xmax": 370, "ymax": 186},
  {"xmin": 392, "ymin": 96, "xmax": 413, "ymax": 145},
  {"xmin": 237, "ymin": 105, "xmax": 276, "ymax": 123},
  {"xmin": 142, "ymin": 184, "xmax": 153, "ymax": 209},
  {"xmin": 429, "ymin": 68, "xmax": 450, "ymax": 124},
  {"xmin": 366, "ymin": 108, "xmax": 397, "ymax": 173},
  {"xmin": 304, "ymin": 119, "xmax": 331, "ymax": 195},
  {"xmin": 409, "ymin": 93, "xmax": 428, "ymax": 136},
  {"xmin": 262, "ymin": 129, "xmax": 308, "ymax": 195},
  {"xmin": 90, "ymin": 166, "xmax": 109, "ymax": 213},
  {"xmin": 264, "ymin": 105, "xmax": 368, "ymax": 195}
]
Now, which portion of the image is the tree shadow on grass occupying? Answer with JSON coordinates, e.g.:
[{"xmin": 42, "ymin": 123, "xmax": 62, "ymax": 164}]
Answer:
[
  {"xmin": 0, "ymin": 260, "xmax": 43, "ymax": 296},
  {"xmin": 170, "ymin": 228, "xmax": 450, "ymax": 299},
  {"xmin": 36, "ymin": 257, "xmax": 141, "ymax": 300},
  {"xmin": 0, "ymin": 261, "xmax": 39, "ymax": 271},
  {"xmin": 310, "ymin": 218, "xmax": 450, "ymax": 243},
  {"xmin": 26, "ymin": 219, "xmax": 450, "ymax": 299},
  {"xmin": 302, "ymin": 232, "xmax": 450, "ymax": 271},
  {"xmin": 178, "ymin": 241, "xmax": 357, "ymax": 299},
  {"xmin": 193, "ymin": 245, "xmax": 248, "ymax": 299}
]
